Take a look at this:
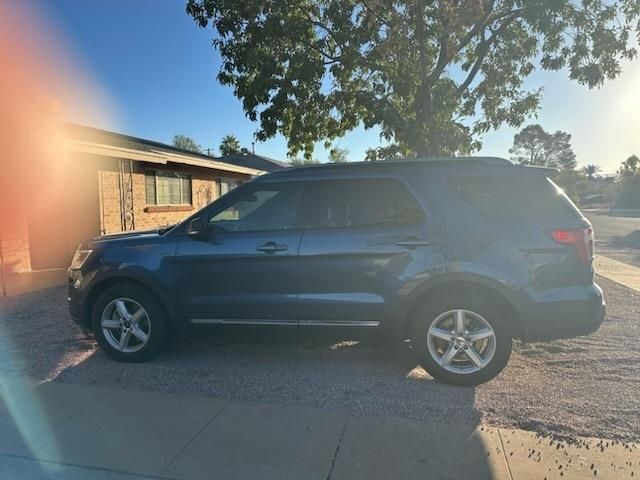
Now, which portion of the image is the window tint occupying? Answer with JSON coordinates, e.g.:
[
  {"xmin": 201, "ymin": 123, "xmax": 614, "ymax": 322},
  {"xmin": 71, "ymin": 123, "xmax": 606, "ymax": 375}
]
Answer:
[
  {"xmin": 209, "ymin": 183, "xmax": 303, "ymax": 232},
  {"xmin": 448, "ymin": 175, "xmax": 580, "ymax": 221},
  {"xmin": 308, "ymin": 178, "xmax": 424, "ymax": 229}
]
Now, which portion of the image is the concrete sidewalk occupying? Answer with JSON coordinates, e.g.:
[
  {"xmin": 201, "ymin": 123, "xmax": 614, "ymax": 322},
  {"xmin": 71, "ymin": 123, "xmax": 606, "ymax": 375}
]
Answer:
[
  {"xmin": 1, "ymin": 379, "xmax": 638, "ymax": 480},
  {"xmin": 595, "ymin": 254, "xmax": 640, "ymax": 292}
]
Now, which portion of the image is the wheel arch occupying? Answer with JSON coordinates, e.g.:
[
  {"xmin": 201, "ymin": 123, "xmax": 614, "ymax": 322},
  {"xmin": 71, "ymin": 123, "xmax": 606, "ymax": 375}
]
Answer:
[
  {"xmin": 82, "ymin": 275, "xmax": 177, "ymax": 332},
  {"xmin": 396, "ymin": 275, "xmax": 525, "ymax": 340}
]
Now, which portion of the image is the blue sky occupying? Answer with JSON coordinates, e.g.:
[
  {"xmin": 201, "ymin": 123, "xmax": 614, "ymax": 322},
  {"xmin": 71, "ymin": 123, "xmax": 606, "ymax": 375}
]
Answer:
[{"xmin": 31, "ymin": 0, "xmax": 639, "ymax": 172}]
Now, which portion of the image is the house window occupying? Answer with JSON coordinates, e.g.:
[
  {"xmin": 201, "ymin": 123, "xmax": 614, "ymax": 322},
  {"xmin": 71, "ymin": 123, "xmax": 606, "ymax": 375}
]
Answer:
[
  {"xmin": 219, "ymin": 178, "xmax": 239, "ymax": 197},
  {"xmin": 145, "ymin": 170, "xmax": 192, "ymax": 205}
]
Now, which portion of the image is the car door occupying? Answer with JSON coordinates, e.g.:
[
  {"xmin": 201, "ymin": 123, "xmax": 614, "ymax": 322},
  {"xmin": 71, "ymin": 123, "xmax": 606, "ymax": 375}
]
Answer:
[
  {"xmin": 174, "ymin": 181, "xmax": 304, "ymax": 324},
  {"xmin": 297, "ymin": 176, "xmax": 437, "ymax": 326}
]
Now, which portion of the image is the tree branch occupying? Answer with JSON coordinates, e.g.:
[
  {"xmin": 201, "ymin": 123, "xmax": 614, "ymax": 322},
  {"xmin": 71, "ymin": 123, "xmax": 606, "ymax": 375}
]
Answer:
[{"xmin": 456, "ymin": 11, "xmax": 523, "ymax": 95}]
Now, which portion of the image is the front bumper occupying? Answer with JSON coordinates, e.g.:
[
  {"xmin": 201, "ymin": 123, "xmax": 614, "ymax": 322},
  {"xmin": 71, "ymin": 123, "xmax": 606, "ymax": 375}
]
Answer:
[
  {"xmin": 67, "ymin": 268, "xmax": 89, "ymax": 330},
  {"xmin": 519, "ymin": 282, "xmax": 606, "ymax": 342}
]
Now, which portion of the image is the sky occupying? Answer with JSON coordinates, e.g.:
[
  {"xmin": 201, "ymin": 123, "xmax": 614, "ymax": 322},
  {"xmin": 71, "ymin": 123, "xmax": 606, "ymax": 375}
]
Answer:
[{"xmin": 27, "ymin": 0, "xmax": 640, "ymax": 173}]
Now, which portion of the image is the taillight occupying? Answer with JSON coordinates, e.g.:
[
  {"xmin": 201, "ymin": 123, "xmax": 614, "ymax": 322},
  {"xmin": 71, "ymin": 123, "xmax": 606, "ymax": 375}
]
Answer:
[{"xmin": 548, "ymin": 227, "xmax": 594, "ymax": 265}]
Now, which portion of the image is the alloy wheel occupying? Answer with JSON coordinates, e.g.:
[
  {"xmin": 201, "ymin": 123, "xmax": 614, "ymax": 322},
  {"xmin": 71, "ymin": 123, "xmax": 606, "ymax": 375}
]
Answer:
[
  {"xmin": 101, "ymin": 298, "xmax": 151, "ymax": 353},
  {"xmin": 426, "ymin": 309, "xmax": 496, "ymax": 374}
]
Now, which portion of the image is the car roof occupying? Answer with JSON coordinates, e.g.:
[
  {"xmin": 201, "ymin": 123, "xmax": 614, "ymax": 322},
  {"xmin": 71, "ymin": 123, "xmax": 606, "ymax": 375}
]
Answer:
[{"xmin": 263, "ymin": 157, "xmax": 556, "ymax": 180}]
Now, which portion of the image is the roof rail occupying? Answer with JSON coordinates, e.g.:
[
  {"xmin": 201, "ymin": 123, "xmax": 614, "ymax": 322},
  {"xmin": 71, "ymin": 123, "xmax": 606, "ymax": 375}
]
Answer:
[{"xmin": 402, "ymin": 156, "xmax": 512, "ymax": 166}]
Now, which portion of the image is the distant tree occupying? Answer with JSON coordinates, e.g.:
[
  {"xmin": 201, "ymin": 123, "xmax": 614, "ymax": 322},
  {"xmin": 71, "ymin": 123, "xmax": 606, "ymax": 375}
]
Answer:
[
  {"xmin": 328, "ymin": 147, "xmax": 349, "ymax": 163},
  {"xmin": 172, "ymin": 134, "xmax": 202, "ymax": 153},
  {"xmin": 509, "ymin": 125, "xmax": 577, "ymax": 170},
  {"xmin": 554, "ymin": 170, "xmax": 591, "ymax": 203},
  {"xmin": 364, "ymin": 145, "xmax": 410, "ymax": 162},
  {"xmin": 582, "ymin": 164, "xmax": 602, "ymax": 181},
  {"xmin": 289, "ymin": 156, "xmax": 319, "ymax": 166},
  {"xmin": 619, "ymin": 155, "xmax": 639, "ymax": 178},
  {"xmin": 219, "ymin": 135, "xmax": 241, "ymax": 156}
]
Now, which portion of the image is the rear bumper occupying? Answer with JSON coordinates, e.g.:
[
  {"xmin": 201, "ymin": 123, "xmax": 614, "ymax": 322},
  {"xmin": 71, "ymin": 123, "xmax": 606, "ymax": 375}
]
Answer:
[{"xmin": 518, "ymin": 282, "xmax": 606, "ymax": 342}]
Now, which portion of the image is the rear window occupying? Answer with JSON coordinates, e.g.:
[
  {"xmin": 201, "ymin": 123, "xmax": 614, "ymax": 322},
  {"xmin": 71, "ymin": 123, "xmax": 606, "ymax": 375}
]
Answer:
[{"xmin": 448, "ymin": 175, "xmax": 580, "ymax": 221}]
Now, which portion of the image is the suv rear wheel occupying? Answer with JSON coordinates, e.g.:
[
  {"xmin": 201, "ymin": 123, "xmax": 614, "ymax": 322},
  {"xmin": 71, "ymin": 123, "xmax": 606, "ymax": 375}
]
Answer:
[
  {"xmin": 410, "ymin": 294, "xmax": 512, "ymax": 386},
  {"xmin": 91, "ymin": 283, "xmax": 170, "ymax": 362}
]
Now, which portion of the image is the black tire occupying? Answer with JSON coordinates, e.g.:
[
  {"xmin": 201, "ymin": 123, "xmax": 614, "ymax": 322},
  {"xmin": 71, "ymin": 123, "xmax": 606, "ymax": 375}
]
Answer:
[
  {"xmin": 91, "ymin": 283, "xmax": 170, "ymax": 362},
  {"xmin": 409, "ymin": 293, "xmax": 513, "ymax": 386}
]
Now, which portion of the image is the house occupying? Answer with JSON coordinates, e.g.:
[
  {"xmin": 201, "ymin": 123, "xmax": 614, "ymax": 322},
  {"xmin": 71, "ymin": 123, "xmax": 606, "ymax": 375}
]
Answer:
[
  {"xmin": 0, "ymin": 123, "xmax": 266, "ymax": 275},
  {"xmin": 217, "ymin": 150, "xmax": 289, "ymax": 173}
]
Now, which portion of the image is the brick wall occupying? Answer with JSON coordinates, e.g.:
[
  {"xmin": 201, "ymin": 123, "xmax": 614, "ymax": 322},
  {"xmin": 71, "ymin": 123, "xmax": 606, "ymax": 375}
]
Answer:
[
  {"xmin": 0, "ymin": 156, "xmax": 251, "ymax": 275},
  {"xmin": 0, "ymin": 215, "xmax": 31, "ymax": 273},
  {"xmin": 99, "ymin": 160, "xmax": 249, "ymax": 234}
]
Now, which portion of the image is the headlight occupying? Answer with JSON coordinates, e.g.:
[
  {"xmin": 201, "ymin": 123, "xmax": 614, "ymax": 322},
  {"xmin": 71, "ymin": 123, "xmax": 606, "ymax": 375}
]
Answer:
[{"xmin": 70, "ymin": 248, "xmax": 92, "ymax": 270}]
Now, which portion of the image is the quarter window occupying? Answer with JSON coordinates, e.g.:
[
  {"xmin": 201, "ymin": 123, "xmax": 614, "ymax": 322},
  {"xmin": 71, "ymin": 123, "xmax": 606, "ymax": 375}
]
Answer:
[
  {"xmin": 308, "ymin": 178, "xmax": 424, "ymax": 229},
  {"xmin": 145, "ymin": 170, "xmax": 192, "ymax": 205}
]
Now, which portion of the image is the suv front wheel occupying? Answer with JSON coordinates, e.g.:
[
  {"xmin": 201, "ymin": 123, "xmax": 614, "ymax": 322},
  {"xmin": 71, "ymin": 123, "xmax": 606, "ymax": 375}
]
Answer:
[
  {"xmin": 410, "ymin": 294, "xmax": 512, "ymax": 386},
  {"xmin": 91, "ymin": 283, "xmax": 170, "ymax": 362}
]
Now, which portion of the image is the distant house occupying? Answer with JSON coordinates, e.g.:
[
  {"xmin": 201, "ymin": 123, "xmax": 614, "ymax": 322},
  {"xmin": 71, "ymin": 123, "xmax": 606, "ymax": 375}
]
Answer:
[
  {"xmin": 217, "ymin": 150, "xmax": 289, "ymax": 173},
  {"xmin": 0, "ymin": 123, "xmax": 266, "ymax": 274}
]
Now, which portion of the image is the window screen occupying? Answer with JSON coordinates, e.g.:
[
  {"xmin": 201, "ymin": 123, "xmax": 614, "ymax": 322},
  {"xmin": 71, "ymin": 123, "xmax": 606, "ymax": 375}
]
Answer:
[
  {"xmin": 145, "ymin": 170, "xmax": 192, "ymax": 205},
  {"xmin": 448, "ymin": 175, "xmax": 580, "ymax": 221},
  {"xmin": 309, "ymin": 178, "xmax": 424, "ymax": 229}
]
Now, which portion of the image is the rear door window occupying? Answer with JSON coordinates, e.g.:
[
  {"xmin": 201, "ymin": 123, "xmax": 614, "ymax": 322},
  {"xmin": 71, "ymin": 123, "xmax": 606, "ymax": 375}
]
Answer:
[
  {"xmin": 448, "ymin": 175, "xmax": 580, "ymax": 221},
  {"xmin": 306, "ymin": 178, "xmax": 424, "ymax": 229}
]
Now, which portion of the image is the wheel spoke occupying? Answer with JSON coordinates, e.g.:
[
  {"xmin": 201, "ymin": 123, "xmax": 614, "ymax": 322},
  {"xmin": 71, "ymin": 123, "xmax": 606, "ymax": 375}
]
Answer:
[
  {"xmin": 439, "ymin": 344, "xmax": 458, "ymax": 367},
  {"xmin": 130, "ymin": 307, "xmax": 146, "ymax": 324},
  {"xmin": 430, "ymin": 328, "xmax": 453, "ymax": 341},
  {"xmin": 102, "ymin": 319, "xmax": 121, "ymax": 330},
  {"xmin": 130, "ymin": 324, "xmax": 148, "ymax": 343},
  {"xmin": 466, "ymin": 328, "xmax": 494, "ymax": 343},
  {"xmin": 464, "ymin": 345, "xmax": 487, "ymax": 368},
  {"xmin": 119, "ymin": 330, "xmax": 132, "ymax": 350},
  {"xmin": 115, "ymin": 300, "xmax": 130, "ymax": 320},
  {"xmin": 454, "ymin": 310, "xmax": 465, "ymax": 333}
]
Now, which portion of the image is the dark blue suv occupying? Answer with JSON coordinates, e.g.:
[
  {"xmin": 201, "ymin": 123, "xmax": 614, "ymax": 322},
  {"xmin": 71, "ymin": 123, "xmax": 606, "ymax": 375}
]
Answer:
[{"xmin": 67, "ymin": 157, "xmax": 605, "ymax": 385}]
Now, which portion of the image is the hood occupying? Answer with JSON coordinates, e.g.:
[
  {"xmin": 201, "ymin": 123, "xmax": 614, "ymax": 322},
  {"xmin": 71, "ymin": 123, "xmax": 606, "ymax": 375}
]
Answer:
[
  {"xmin": 95, "ymin": 229, "xmax": 159, "ymax": 240},
  {"xmin": 87, "ymin": 229, "xmax": 164, "ymax": 249}
]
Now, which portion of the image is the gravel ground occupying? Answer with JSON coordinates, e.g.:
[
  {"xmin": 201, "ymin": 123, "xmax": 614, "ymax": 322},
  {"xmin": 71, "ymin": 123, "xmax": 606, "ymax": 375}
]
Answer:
[{"xmin": 1, "ymin": 276, "xmax": 639, "ymax": 442}]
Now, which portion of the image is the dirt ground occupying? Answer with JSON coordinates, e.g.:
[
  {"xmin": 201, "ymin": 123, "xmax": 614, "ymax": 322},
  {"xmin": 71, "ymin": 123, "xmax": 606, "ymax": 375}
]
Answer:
[{"xmin": 1, "ymin": 276, "xmax": 638, "ymax": 443}]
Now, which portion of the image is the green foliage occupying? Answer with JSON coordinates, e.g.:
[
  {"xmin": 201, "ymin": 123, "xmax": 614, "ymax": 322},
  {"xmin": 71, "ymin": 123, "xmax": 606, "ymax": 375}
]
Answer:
[
  {"xmin": 509, "ymin": 124, "xmax": 576, "ymax": 170},
  {"xmin": 616, "ymin": 155, "xmax": 640, "ymax": 208},
  {"xmin": 328, "ymin": 146, "xmax": 349, "ymax": 163},
  {"xmin": 219, "ymin": 134, "xmax": 241, "ymax": 156},
  {"xmin": 619, "ymin": 154, "xmax": 639, "ymax": 178},
  {"xmin": 616, "ymin": 176, "xmax": 640, "ymax": 208},
  {"xmin": 186, "ymin": 0, "xmax": 639, "ymax": 159},
  {"xmin": 582, "ymin": 164, "xmax": 602, "ymax": 180},
  {"xmin": 365, "ymin": 144, "xmax": 413, "ymax": 162},
  {"xmin": 289, "ymin": 156, "xmax": 320, "ymax": 166},
  {"xmin": 553, "ymin": 170, "xmax": 591, "ymax": 203},
  {"xmin": 172, "ymin": 134, "xmax": 202, "ymax": 153}
]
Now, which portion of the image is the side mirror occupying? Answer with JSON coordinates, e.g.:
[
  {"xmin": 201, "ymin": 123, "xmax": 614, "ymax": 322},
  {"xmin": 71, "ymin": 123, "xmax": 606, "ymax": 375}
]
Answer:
[{"xmin": 186, "ymin": 218, "xmax": 206, "ymax": 238}]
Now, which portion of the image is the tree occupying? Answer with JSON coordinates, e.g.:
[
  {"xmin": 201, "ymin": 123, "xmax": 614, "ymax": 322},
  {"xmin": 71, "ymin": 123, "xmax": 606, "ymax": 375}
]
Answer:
[
  {"xmin": 289, "ymin": 156, "xmax": 319, "ymax": 166},
  {"xmin": 509, "ymin": 125, "xmax": 576, "ymax": 170},
  {"xmin": 365, "ymin": 145, "xmax": 411, "ymax": 162},
  {"xmin": 328, "ymin": 147, "xmax": 349, "ymax": 163},
  {"xmin": 554, "ymin": 170, "xmax": 591, "ymax": 203},
  {"xmin": 187, "ymin": 0, "xmax": 640, "ymax": 159},
  {"xmin": 172, "ymin": 134, "xmax": 202, "ymax": 153},
  {"xmin": 582, "ymin": 164, "xmax": 602, "ymax": 181},
  {"xmin": 219, "ymin": 134, "xmax": 241, "ymax": 156},
  {"xmin": 619, "ymin": 155, "xmax": 639, "ymax": 178}
]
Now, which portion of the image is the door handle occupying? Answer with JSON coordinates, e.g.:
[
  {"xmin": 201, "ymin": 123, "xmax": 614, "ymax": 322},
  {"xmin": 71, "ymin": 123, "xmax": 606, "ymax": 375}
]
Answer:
[
  {"xmin": 256, "ymin": 242, "xmax": 288, "ymax": 254},
  {"xmin": 395, "ymin": 238, "xmax": 432, "ymax": 248}
]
